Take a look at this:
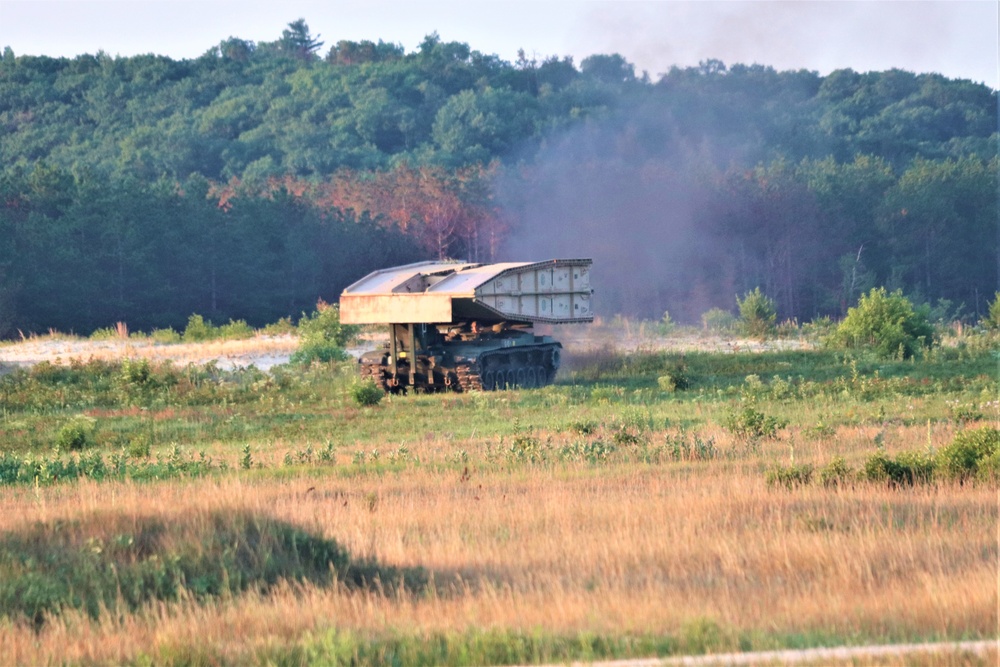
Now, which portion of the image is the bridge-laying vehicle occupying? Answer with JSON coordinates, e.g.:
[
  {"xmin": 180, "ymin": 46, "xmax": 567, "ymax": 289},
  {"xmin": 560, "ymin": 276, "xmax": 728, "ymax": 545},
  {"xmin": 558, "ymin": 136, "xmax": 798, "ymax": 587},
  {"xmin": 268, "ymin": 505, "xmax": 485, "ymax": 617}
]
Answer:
[{"xmin": 339, "ymin": 259, "xmax": 593, "ymax": 392}]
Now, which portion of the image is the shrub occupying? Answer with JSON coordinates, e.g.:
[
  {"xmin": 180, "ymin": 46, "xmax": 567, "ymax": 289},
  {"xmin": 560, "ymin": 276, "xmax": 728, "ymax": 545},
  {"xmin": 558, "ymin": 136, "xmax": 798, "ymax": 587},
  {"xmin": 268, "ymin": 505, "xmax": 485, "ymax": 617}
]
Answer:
[
  {"xmin": 895, "ymin": 451, "xmax": 936, "ymax": 484},
  {"xmin": 980, "ymin": 292, "xmax": 1000, "ymax": 330},
  {"xmin": 150, "ymin": 327, "xmax": 181, "ymax": 343},
  {"xmin": 217, "ymin": 319, "xmax": 255, "ymax": 340},
  {"xmin": 56, "ymin": 416, "xmax": 97, "ymax": 452},
  {"xmin": 736, "ymin": 287, "xmax": 777, "ymax": 339},
  {"xmin": 182, "ymin": 314, "xmax": 216, "ymax": 342},
  {"xmin": 293, "ymin": 301, "xmax": 358, "ymax": 366},
  {"xmin": 657, "ymin": 375, "xmax": 678, "ymax": 392},
  {"xmin": 862, "ymin": 450, "xmax": 934, "ymax": 486},
  {"xmin": 240, "ymin": 444, "xmax": 254, "ymax": 470},
  {"xmin": 664, "ymin": 433, "xmax": 717, "ymax": 461},
  {"xmin": 937, "ymin": 426, "xmax": 1000, "ymax": 481},
  {"xmin": 261, "ymin": 317, "xmax": 296, "ymax": 336},
  {"xmin": 801, "ymin": 315, "xmax": 835, "ymax": 341},
  {"xmin": 739, "ymin": 374, "xmax": 767, "ymax": 401},
  {"xmin": 89, "ymin": 327, "xmax": 118, "ymax": 341},
  {"xmin": 701, "ymin": 308, "xmax": 736, "ymax": 333},
  {"xmin": 125, "ymin": 435, "xmax": 151, "ymax": 459},
  {"xmin": 657, "ymin": 361, "xmax": 690, "ymax": 392},
  {"xmin": 290, "ymin": 342, "xmax": 350, "ymax": 365},
  {"xmin": 658, "ymin": 310, "xmax": 676, "ymax": 335},
  {"xmin": 118, "ymin": 357, "xmax": 152, "ymax": 387},
  {"xmin": 977, "ymin": 449, "xmax": 1000, "ymax": 481},
  {"xmin": 819, "ymin": 456, "xmax": 854, "ymax": 487},
  {"xmin": 724, "ymin": 406, "xmax": 787, "ymax": 442},
  {"xmin": 948, "ymin": 401, "xmax": 984, "ymax": 424},
  {"xmin": 569, "ymin": 420, "xmax": 598, "ymax": 435},
  {"xmin": 351, "ymin": 380, "xmax": 384, "ymax": 407},
  {"xmin": 766, "ymin": 463, "xmax": 814, "ymax": 489},
  {"xmin": 826, "ymin": 287, "xmax": 934, "ymax": 359},
  {"xmin": 775, "ymin": 318, "xmax": 799, "ymax": 338}
]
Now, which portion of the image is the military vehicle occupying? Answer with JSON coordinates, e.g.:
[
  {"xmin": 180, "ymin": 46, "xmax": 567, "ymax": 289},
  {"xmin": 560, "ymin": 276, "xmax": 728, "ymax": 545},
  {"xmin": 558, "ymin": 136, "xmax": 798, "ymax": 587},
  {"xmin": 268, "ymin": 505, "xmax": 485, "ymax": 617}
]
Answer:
[{"xmin": 339, "ymin": 259, "xmax": 593, "ymax": 392}]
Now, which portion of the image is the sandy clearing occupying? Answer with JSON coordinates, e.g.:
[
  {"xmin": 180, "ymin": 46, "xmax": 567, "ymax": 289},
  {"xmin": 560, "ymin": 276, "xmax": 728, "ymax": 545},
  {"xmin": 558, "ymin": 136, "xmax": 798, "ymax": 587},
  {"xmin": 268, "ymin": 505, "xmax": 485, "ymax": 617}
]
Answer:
[
  {"xmin": 0, "ymin": 328, "xmax": 814, "ymax": 374},
  {"xmin": 0, "ymin": 335, "xmax": 301, "ymax": 371}
]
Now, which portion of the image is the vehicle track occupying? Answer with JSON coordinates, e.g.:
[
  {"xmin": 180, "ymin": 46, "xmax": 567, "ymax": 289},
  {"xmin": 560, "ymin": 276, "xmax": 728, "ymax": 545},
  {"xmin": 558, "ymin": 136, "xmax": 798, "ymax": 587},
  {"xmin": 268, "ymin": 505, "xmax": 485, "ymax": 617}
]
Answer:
[{"xmin": 520, "ymin": 639, "xmax": 996, "ymax": 667}]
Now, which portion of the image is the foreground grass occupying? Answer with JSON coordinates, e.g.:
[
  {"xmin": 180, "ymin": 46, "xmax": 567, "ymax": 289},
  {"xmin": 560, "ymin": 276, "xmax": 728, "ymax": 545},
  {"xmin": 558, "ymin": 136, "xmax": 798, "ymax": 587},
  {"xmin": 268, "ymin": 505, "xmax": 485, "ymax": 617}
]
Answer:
[
  {"xmin": 1, "ymin": 463, "xmax": 995, "ymax": 664},
  {"xmin": 0, "ymin": 343, "xmax": 997, "ymax": 664}
]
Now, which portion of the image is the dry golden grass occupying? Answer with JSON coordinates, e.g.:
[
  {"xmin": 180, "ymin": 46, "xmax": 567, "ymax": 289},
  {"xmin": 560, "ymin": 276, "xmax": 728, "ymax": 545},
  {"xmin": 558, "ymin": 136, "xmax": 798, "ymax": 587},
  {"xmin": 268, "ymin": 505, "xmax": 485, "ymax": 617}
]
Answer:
[
  {"xmin": 1, "ymin": 444, "xmax": 995, "ymax": 664},
  {"xmin": 0, "ymin": 333, "xmax": 997, "ymax": 663}
]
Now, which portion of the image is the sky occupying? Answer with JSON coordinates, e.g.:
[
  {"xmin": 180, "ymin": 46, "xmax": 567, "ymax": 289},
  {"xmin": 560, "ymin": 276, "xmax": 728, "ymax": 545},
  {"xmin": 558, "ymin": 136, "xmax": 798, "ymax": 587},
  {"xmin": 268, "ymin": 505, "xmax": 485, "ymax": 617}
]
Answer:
[{"xmin": 1, "ymin": 0, "xmax": 997, "ymax": 89}]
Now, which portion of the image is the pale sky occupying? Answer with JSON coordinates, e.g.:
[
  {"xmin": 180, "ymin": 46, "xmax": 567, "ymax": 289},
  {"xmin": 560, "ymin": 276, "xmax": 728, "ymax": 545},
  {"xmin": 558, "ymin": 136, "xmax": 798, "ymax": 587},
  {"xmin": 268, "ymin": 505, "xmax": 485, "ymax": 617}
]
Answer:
[{"xmin": 1, "ymin": 0, "xmax": 997, "ymax": 88}]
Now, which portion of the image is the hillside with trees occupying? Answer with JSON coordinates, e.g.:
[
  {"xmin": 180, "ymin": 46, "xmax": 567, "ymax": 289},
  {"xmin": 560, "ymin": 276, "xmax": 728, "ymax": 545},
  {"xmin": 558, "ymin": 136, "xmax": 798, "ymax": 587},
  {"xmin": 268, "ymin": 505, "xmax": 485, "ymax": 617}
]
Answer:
[{"xmin": 0, "ymin": 20, "xmax": 996, "ymax": 335}]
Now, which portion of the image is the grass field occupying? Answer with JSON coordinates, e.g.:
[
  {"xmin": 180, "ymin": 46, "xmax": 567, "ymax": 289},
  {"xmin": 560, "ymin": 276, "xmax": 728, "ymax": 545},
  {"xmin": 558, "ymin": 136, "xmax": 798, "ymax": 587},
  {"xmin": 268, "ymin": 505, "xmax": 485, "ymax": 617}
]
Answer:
[{"xmin": 0, "ymin": 330, "xmax": 997, "ymax": 665}]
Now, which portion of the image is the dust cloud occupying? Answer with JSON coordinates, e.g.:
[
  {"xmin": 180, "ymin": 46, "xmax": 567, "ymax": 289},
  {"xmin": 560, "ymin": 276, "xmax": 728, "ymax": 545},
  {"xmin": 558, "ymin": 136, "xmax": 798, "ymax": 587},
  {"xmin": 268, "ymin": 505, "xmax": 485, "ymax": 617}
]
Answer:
[{"xmin": 496, "ymin": 107, "xmax": 741, "ymax": 323}]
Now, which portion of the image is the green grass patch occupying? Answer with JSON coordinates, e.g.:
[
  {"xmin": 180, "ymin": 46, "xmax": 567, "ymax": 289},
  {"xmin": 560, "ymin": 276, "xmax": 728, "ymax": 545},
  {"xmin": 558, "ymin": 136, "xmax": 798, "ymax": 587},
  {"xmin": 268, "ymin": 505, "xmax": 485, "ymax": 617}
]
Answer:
[
  {"xmin": 292, "ymin": 628, "xmax": 678, "ymax": 667},
  {"xmin": 2, "ymin": 346, "xmax": 999, "ymax": 479},
  {"xmin": 0, "ymin": 445, "xmax": 227, "ymax": 486},
  {"xmin": 0, "ymin": 511, "xmax": 427, "ymax": 628},
  {"xmin": 169, "ymin": 621, "xmax": 981, "ymax": 667},
  {"xmin": 764, "ymin": 426, "xmax": 1000, "ymax": 490}
]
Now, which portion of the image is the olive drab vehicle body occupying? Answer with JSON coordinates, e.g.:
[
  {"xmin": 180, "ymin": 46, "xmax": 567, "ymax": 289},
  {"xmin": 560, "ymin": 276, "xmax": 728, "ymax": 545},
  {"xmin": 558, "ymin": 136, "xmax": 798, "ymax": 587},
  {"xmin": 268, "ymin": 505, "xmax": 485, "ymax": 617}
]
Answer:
[{"xmin": 339, "ymin": 259, "xmax": 594, "ymax": 392}]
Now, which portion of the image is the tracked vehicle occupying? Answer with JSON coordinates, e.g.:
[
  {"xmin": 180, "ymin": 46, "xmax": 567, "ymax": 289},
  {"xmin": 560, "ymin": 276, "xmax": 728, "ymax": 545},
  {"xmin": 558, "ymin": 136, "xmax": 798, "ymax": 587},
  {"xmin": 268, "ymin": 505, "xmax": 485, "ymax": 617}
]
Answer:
[{"xmin": 339, "ymin": 259, "xmax": 593, "ymax": 392}]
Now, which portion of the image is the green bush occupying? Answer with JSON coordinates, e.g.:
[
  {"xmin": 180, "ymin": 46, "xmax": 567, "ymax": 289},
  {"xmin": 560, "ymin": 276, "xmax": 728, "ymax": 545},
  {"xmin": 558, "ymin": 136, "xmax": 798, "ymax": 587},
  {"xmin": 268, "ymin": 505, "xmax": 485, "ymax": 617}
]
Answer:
[
  {"xmin": 290, "ymin": 342, "xmax": 350, "ymax": 365},
  {"xmin": 724, "ymin": 406, "xmax": 787, "ymax": 442},
  {"xmin": 701, "ymin": 308, "xmax": 736, "ymax": 333},
  {"xmin": 657, "ymin": 361, "xmax": 690, "ymax": 392},
  {"xmin": 569, "ymin": 420, "xmax": 598, "ymax": 436},
  {"xmin": 182, "ymin": 314, "xmax": 216, "ymax": 342},
  {"xmin": 736, "ymin": 287, "xmax": 777, "ymax": 339},
  {"xmin": 351, "ymin": 380, "xmax": 384, "ymax": 407},
  {"xmin": 55, "ymin": 416, "xmax": 97, "ymax": 452},
  {"xmin": 217, "ymin": 319, "xmax": 255, "ymax": 340},
  {"xmin": 125, "ymin": 435, "xmax": 151, "ymax": 459},
  {"xmin": 180, "ymin": 315, "xmax": 255, "ymax": 342},
  {"xmin": 765, "ymin": 463, "xmax": 814, "ymax": 489},
  {"xmin": 261, "ymin": 317, "xmax": 296, "ymax": 336},
  {"xmin": 937, "ymin": 426, "xmax": 1000, "ymax": 481},
  {"xmin": 150, "ymin": 327, "xmax": 182, "ymax": 343},
  {"xmin": 293, "ymin": 301, "xmax": 359, "ymax": 366},
  {"xmin": 801, "ymin": 315, "xmax": 835, "ymax": 341},
  {"xmin": 658, "ymin": 310, "xmax": 676, "ymax": 335},
  {"xmin": 977, "ymin": 449, "xmax": 1000, "ymax": 481},
  {"xmin": 775, "ymin": 318, "xmax": 799, "ymax": 339},
  {"xmin": 88, "ymin": 327, "xmax": 118, "ymax": 341},
  {"xmin": 819, "ymin": 456, "xmax": 854, "ymax": 487},
  {"xmin": 862, "ymin": 450, "xmax": 935, "ymax": 486},
  {"xmin": 826, "ymin": 287, "xmax": 934, "ymax": 359},
  {"xmin": 980, "ymin": 292, "xmax": 1000, "ymax": 330},
  {"xmin": 118, "ymin": 357, "xmax": 152, "ymax": 387}
]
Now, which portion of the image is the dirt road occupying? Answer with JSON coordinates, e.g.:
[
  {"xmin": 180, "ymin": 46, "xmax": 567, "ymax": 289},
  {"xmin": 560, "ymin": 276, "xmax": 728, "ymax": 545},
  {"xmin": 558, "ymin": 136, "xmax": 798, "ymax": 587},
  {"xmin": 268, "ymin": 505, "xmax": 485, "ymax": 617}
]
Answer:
[{"xmin": 524, "ymin": 639, "xmax": 996, "ymax": 666}]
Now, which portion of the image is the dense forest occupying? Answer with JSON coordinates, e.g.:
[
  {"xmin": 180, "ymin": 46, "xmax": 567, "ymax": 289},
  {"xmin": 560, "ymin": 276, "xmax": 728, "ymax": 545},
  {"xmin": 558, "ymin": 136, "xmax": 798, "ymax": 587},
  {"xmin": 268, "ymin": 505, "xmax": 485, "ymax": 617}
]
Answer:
[{"xmin": 0, "ymin": 20, "xmax": 996, "ymax": 335}]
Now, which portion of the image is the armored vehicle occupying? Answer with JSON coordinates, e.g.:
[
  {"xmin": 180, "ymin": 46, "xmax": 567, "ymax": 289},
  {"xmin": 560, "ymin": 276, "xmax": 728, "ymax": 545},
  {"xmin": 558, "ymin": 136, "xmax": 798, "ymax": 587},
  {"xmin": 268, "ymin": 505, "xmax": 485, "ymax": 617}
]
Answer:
[{"xmin": 339, "ymin": 259, "xmax": 593, "ymax": 392}]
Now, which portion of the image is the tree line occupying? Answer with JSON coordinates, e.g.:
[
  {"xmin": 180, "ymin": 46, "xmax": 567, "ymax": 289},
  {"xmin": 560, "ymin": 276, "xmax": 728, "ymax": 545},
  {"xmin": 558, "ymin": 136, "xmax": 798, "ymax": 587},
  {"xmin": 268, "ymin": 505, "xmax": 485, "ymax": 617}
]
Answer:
[{"xmin": 0, "ymin": 21, "xmax": 996, "ymax": 335}]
